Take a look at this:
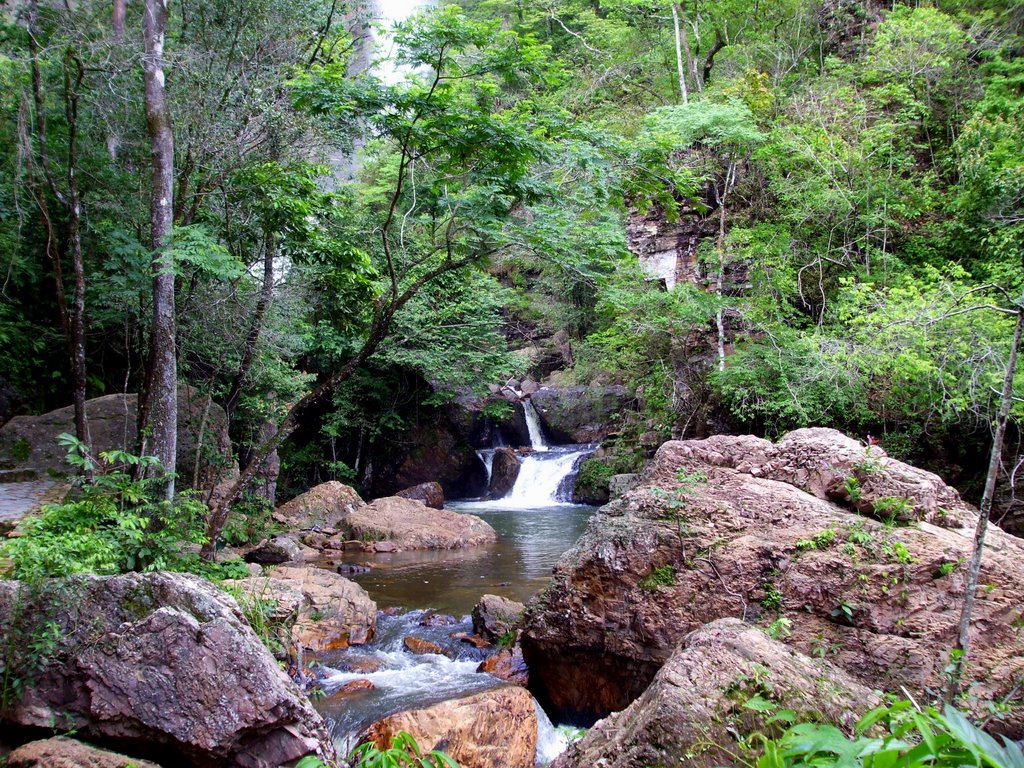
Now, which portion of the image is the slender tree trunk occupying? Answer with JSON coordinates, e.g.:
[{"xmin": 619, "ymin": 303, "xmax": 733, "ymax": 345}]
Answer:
[
  {"xmin": 947, "ymin": 305, "xmax": 1024, "ymax": 701},
  {"xmin": 141, "ymin": 0, "xmax": 177, "ymax": 500},
  {"xmin": 64, "ymin": 49, "xmax": 90, "ymax": 451},
  {"xmin": 714, "ymin": 161, "xmax": 736, "ymax": 373},
  {"xmin": 671, "ymin": 4, "xmax": 688, "ymax": 105},
  {"xmin": 113, "ymin": 0, "xmax": 126, "ymax": 41}
]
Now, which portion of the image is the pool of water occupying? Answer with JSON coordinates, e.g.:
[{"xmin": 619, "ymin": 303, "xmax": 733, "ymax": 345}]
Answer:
[{"xmin": 329, "ymin": 500, "xmax": 595, "ymax": 615}]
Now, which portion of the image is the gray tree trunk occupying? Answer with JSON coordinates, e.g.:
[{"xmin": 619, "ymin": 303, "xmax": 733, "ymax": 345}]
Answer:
[{"xmin": 140, "ymin": 0, "xmax": 177, "ymax": 499}]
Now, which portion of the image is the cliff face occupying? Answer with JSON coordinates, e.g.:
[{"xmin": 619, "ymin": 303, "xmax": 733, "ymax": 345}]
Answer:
[{"xmin": 521, "ymin": 429, "xmax": 1024, "ymax": 734}]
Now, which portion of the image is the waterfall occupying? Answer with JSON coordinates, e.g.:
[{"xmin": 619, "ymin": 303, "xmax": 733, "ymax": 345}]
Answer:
[
  {"xmin": 504, "ymin": 446, "xmax": 592, "ymax": 506},
  {"xmin": 521, "ymin": 399, "xmax": 549, "ymax": 452},
  {"xmin": 476, "ymin": 448, "xmax": 496, "ymax": 489}
]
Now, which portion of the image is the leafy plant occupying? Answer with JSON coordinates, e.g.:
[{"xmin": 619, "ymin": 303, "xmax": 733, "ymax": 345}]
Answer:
[
  {"xmin": 640, "ymin": 564, "xmax": 677, "ymax": 590},
  {"xmin": 343, "ymin": 731, "xmax": 459, "ymax": 768},
  {"xmin": 754, "ymin": 701, "xmax": 1024, "ymax": 768},
  {"xmin": 762, "ymin": 585, "xmax": 784, "ymax": 611},
  {"xmin": 1, "ymin": 435, "xmax": 208, "ymax": 581}
]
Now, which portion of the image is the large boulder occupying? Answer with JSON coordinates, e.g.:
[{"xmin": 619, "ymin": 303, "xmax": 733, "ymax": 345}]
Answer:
[
  {"xmin": 488, "ymin": 448, "xmax": 521, "ymax": 498},
  {"xmin": 522, "ymin": 429, "xmax": 1024, "ymax": 732},
  {"xmin": 0, "ymin": 572, "xmax": 335, "ymax": 767},
  {"xmin": 7, "ymin": 737, "xmax": 164, "ymax": 768},
  {"xmin": 273, "ymin": 481, "xmax": 364, "ymax": 530},
  {"xmin": 341, "ymin": 496, "xmax": 496, "ymax": 550},
  {"xmin": 365, "ymin": 686, "xmax": 537, "ymax": 768},
  {"xmin": 553, "ymin": 619, "xmax": 879, "ymax": 768},
  {"xmin": 226, "ymin": 565, "xmax": 376, "ymax": 653},
  {"xmin": 472, "ymin": 594, "xmax": 525, "ymax": 642},
  {"xmin": 0, "ymin": 387, "xmax": 234, "ymax": 491},
  {"xmin": 530, "ymin": 385, "xmax": 633, "ymax": 443}
]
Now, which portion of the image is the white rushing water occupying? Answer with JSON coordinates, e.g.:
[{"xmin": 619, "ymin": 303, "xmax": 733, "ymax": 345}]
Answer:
[
  {"xmin": 522, "ymin": 399, "xmax": 549, "ymax": 452},
  {"xmin": 505, "ymin": 447, "xmax": 592, "ymax": 507}
]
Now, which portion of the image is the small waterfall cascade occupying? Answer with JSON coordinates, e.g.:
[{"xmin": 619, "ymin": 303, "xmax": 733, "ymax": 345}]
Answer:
[
  {"xmin": 522, "ymin": 399, "xmax": 549, "ymax": 452},
  {"xmin": 473, "ymin": 392, "xmax": 595, "ymax": 506}
]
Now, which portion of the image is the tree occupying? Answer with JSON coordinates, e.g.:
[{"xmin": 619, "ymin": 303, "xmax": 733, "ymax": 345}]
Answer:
[
  {"xmin": 200, "ymin": 8, "xmax": 567, "ymax": 553},
  {"xmin": 139, "ymin": 0, "xmax": 177, "ymax": 499}
]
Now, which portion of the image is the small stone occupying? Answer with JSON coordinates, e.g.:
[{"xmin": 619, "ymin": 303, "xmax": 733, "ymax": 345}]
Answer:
[{"xmin": 373, "ymin": 541, "xmax": 399, "ymax": 553}]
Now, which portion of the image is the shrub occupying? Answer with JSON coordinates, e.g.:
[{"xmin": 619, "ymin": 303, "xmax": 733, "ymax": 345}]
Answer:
[
  {"xmin": 2, "ymin": 435, "xmax": 207, "ymax": 581},
  {"xmin": 755, "ymin": 701, "xmax": 1024, "ymax": 768}
]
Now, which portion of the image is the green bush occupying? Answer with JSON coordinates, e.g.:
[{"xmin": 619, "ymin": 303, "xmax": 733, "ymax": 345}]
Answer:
[
  {"xmin": 2, "ymin": 435, "xmax": 208, "ymax": 581},
  {"xmin": 756, "ymin": 701, "xmax": 1024, "ymax": 768}
]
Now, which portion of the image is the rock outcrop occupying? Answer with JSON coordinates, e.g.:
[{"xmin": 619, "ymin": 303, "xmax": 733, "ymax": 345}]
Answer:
[
  {"xmin": 0, "ymin": 388, "xmax": 234, "ymax": 491},
  {"xmin": 273, "ymin": 480, "xmax": 364, "ymax": 530},
  {"xmin": 365, "ymin": 687, "xmax": 538, "ymax": 768},
  {"xmin": 488, "ymin": 448, "xmax": 521, "ymax": 498},
  {"xmin": 227, "ymin": 565, "xmax": 377, "ymax": 653},
  {"xmin": 530, "ymin": 385, "xmax": 633, "ymax": 443},
  {"xmin": 553, "ymin": 619, "xmax": 879, "ymax": 768},
  {"xmin": 472, "ymin": 594, "xmax": 525, "ymax": 642},
  {"xmin": 0, "ymin": 572, "xmax": 335, "ymax": 767},
  {"xmin": 341, "ymin": 496, "xmax": 497, "ymax": 550},
  {"xmin": 522, "ymin": 429, "xmax": 1024, "ymax": 732},
  {"xmin": 395, "ymin": 481, "xmax": 445, "ymax": 509},
  {"xmin": 7, "ymin": 737, "xmax": 165, "ymax": 768}
]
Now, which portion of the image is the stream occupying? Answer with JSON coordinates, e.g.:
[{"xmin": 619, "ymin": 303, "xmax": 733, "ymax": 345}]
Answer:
[{"xmin": 311, "ymin": 397, "xmax": 597, "ymax": 762}]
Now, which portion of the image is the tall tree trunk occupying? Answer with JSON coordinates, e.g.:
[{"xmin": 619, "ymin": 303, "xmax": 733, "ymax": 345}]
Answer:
[
  {"xmin": 141, "ymin": 0, "xmax": 177, "ymax": 499},
  {"xmin": 64, "ymin": 49, "xmax": 90, "ymax": 452},
  {"xmin": 671, "ymin": 4, "xmax": 688, "ymax": 105},
  {"xmin": 947, "ymin": 305, "xmax": 1024, "ymax": 701},
  {"xmin": 113, "ymin": 0, "xmax": 126, "ymax": 41}
]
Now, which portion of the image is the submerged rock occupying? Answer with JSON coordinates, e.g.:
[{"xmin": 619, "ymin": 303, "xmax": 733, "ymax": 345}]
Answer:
[
  {"xmin": 553, "ymin": 619, "xmax": 879, "ymax": 768},
  {"xmin": 0, "ymin": 572, "xmax": 335, "ymax": 767},
  {"xmin": 472, "ymin": 594, "xmax": 525, "ymax": 642},
  {"xmin": 341, "ymin": 496, "xmax": 496, "ymax": 550},
  {"xmin": 522, "ymin": 429, "xmax": 1024, "ymax": 732},
  {"xmin": 403, "ymin": 636, "xmax": 448, "ymax": 656},
  {"xmin": 365, "ymin": 687, "xmax": 538, "ymax": 768},
  {"xmin": 477, "ymin": 646, "xmax": 529, "ymax": 687},
  {"xmin": 273, "ymin": 481, "xmax": 364, "ymax": 531},
  {"xmin": 7, "ymin": 737, "xmax": 165, "ymax": 768}
]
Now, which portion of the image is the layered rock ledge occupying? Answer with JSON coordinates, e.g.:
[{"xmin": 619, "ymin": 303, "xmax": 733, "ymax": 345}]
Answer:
[{"xmin": 522, "ymin": 428, "xmax": 1024, "ymax": 733}]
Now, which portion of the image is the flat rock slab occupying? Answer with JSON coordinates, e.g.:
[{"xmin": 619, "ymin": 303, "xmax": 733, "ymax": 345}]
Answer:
[{"xmin": 0, "ymin": 480, "xmax": 63, "ymax": 529}]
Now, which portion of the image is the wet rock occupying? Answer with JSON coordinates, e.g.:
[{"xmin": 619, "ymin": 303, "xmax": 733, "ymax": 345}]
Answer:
[
  {"xmin": 419, "ymin": 612, "xmax": 459, "ymax": 628},
  {"xmin": 395, "ymin": 481, "xmax": 445, "ymax": 509},
  {"xmin": 340, "ymin": 496, "xmax": 497, "ymax": 550},
  {"xmin": 488, "ymin": 448, "xmax": 521, "ymax": 498},
  {"xmin": 273, "ymin": 481, "xmax": 364, "ymax": 531},
  {"xmin": 520, "ymin": 378, "xmax": 540, "ymax": 395},
  {"xmin": 552, "ymin": 619, "xmax": 879, "ymax": 768},
  {"xmin": 337, "ymin": 563, "xmax": 371, "ymax": 575},
  {"xmin": 245, "ymin": 535, "xmax": 302, "ymax": 564},
  {"xmin": 337, "ymin": 656, "xmax": 385, "ymax": 674},
  {"xmin": 522, "ymin": 429, "xmax": 1024, "ymax": 730},
  {"xmin": 451, "ymin": 631, "xmax": 491, "ymax": 648},
  {"xmin": 365, "ymin": 687, "xmax": 537, "ymax": 768},
  {"xmin": 229, "ymin": 565, "xmax": 376, "ymax": 653},
  {"xmin": 0, "ymin": 572, "xmax": 335, "ymax": 767},
  {"xmin": 373, "ymin": 541, "xmax": 400, "ymax": 553},
  {"xmin": 530, "ymin": 385, "xmax": 633, "ymax": 443},
  {"xmin": 0, "ymin": 387, "xmax": 234, "ymax": 491},
  {"xmin": 472, "ymin": 594, "xmax": 525, "ymax": 642},
  {"xmin": 403, "ymin": 636, "xmax": 447, "ymax": 656},
  {"xmin": 477, "ymin": 646, "xmax": 529, "ymax": 687},
  {"xmin": 337, "ymin": 679, "xmax": 376, "ymax": 695},
  {"xmin": 7, "ymin": 737, "xmax": 164, "ymax": 768}
]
